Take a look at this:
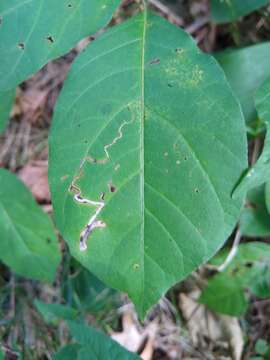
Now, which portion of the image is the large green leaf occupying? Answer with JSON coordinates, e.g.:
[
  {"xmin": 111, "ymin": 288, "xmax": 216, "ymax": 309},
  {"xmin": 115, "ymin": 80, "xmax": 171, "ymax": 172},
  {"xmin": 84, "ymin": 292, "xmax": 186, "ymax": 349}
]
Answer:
[
  {"xmin": 0, "ymin": 169, "xmax": 60, "ymax": 282},
  {"xmin": 216, "ymin": 42, "xmax": 270, "ymax": 124},
  {"xmin": 211, "ymin": 0, "xmax": 270, "ymax": 23},
  {"xmin": 0, "ymin": 0, "xmax": 121, "ymax": 91},
  {"xmin": 49, "ymin": 11, "xmax": 247, "ymax": 316},
  {"xmin": 0, "ymin": 89, "xmax": 15, "ymax": 133}
]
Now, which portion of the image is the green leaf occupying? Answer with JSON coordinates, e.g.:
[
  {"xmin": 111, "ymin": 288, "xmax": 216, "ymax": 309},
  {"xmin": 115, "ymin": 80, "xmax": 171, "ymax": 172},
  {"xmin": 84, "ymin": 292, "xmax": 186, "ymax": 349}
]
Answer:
[
  {"xmin": 200, "ymin": 273, "xmax": 248, "ymax": 316},
  {"xmin": 201, "ymin": 242, "xmax": 270, "ymax": 315},
  {"xmin": 255, "ymin": 339, "xmax": 269, "ymax": 355},
  {"xmin": 0, "ymin": 0, "xmax": 121, "ymax": 91},
  {"xmin": 62, "ymin": 261, "xmax": 117, "ymax": 313},
  {"xmin": 0, "ymin": 89, "xmax": 15, "ymax": 133},
  {"xmin": 0, "ymin": 169, "xmax": 61, "ymax": 282},
  {"xmin": 49, "ymin": 11, "xmax": 247, "ymax": 316},
  {"xmin": 211, "ymin": 0, "xmax": 270, "ymax": 23},
  {"xmin": 265, "ymin": 181, "xmax": 270, "ymax": 214},
  {"xmin": 53, "ymin": 345, "xmax": 81, "ymax": 360},
  {"xmin": 34, "ymin": 300, "xmax": 78, "ymax": 324},
  {"xmin": 233, "ymin": 125, "xmax": 270, "ymax": 198},
  {"xmin": 68, "ymin": 321, "xmax": 140, "ymax": 359},
  {"xmin": 240, "ymin": 185, "xmax": 270, "ymax": 237},
  {"xmin": 233, "ymin": 76, "xmax": 270, "ymax": 197},
  {"xmin": 256, "ymin": 76, "xmax": 270, "ymax": 123},
  {"xmin": 216, "ymin": 42, "xmax": 270, "ymax": 124}
]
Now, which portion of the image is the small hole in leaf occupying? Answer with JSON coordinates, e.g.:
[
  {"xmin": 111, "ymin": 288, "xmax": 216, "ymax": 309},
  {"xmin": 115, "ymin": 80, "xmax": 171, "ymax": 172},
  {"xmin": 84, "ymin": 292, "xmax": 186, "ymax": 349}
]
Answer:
[
  {"xmin": 168, "ymin": 83, "xmax": 173, "ymax": 88},
  {"xmin": 0, "ymin": 17, "xmax": 2, "ymax": 25},
  {"xmin": 149, "ymin": 58, "xmax": 160, "ymax": 65},
  {"xmin": 195, "ymin": 188, "xmax": 199, "ymax": 194},
  {"xmin": 108, "ymin": 182, "xmax": 116, "ymax": 193},
  {"xmin": 46, "ymin": 35, "xmax": 54, "ymax": 43},
  {"xmin": 67, "ymin": 3, "xmax": 72, "ymax": 7},
  {"xmin": 133, "ymin": 263, "xmax": 140, "ymax": 270},
  {"xmin": 184, "ymin": 156, "xmax": 188, "ymax": 161},
  {"xmin": 245, "ymin": 262, "xmax": 253, "ymax": 268},
  {"xmin": 46, "ymin": 238, "xmax": 51, "ymax": 244},
  {"xmin": 175, "ymin": 48, "xmax": 183, "ymax": 54},
  {"xmin": 101, "ymin": 192, "xmax": 105, "ymax": 200},
  {"xmin": 18, "ymin": 42, "xmax": 25, "ymax": 50}
]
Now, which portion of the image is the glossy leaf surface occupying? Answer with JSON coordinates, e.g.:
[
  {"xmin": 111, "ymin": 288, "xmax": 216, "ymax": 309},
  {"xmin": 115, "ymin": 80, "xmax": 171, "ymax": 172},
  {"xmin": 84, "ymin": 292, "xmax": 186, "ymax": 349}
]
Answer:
[{"xmin": 49, "ymin": 11, "xmax": 247, "ymax": 316}]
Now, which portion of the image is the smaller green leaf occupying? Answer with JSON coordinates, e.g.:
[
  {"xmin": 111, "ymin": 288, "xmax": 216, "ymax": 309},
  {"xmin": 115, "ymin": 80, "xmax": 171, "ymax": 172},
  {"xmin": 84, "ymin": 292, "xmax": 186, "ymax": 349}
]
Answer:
[
  {"xmin": 240, "ymin": 185, "xmax": 270, "ymax": 237},
  {"xmin": 256, "ymin": 75, "xmax": 270, "ymax": 123},
  {"xmin": 233, "ymin": 125, "xmax": 270, "ymax": 198},
  {"xmin": 68, "ymin": 321, "xmax": 140, "ymax": 359},
  {"xmin": 199, "ymin": 273, "xmax": 248, "ymax": 316},
  {"xmin": 265, "ymin": 181, "xmax": 270, "ymax": 214},
  {"xmin": 251, "ymin": 272, "xmax": 270, "ymax": 298},
  {"xmin": 0, "ymin": 0, "xmax": 121, "ymax": 91},
  {"xmin": 62, "ymin": 261, "xmax": 117, "ymax": 313},
  {"xmin": 53, "ymin": 345, "xmax": 81, "ymax": 360},
  {"xmin": 0, "ymin": 169, "xmax": 61, "ymax": 282},
  {"xmin": 233, "ymin": 76, "xmax": 270, "ymax": 198},
  {"xmin": 201, "ymin": 242, "xmax": 270, "ymax": 315},
  {"xmin": 34, "ymin": 300, "xmax": 78, "ymax": 324},
  {"xmin": 0, "ymin": 89, "xmax": 15, "ymax": 133},
  {"xmin": 211, "ymin": 0, "xmax": 270, "ymax": 23},
  {"xmin": 255, "ymin": 339, "xmax": 269, "ymax": 355},
  {"xmin": 216, "ymin": 42, "xmax": 270, "ymax": 124}
]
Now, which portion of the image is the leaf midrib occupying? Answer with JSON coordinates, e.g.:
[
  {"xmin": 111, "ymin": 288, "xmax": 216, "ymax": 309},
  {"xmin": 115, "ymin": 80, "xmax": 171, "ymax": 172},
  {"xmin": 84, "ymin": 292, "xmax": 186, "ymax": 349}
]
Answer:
[{"xmin": 140, "ymin": 8, "xmax": 147, "ymax": 307}]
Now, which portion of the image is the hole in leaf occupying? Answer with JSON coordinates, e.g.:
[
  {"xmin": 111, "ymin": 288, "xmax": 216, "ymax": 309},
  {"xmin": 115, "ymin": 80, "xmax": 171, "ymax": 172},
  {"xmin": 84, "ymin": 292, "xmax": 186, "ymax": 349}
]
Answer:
[
  {"xmin": 195, "ymin": 188, "xmax": 199, "ymax": 193},
  {"xmin": 245, "ymin": 262, "xmax": 254, "ymax": 268},
  {"xmin": 0, "ymin": 17, "xmax": 2, "ymax": 25},
  {"xmin": 67, "ymin": 3, "xmax": 72, "ymax": 7},
  {"xmin": 175, "ymin": 48, "xmax": 183, "ymax": 54},
  {"xmin": 18, "ymin": 42, "xmax": 25, "ymax": 50},
  {"xmin": 46, "ymin": 35, "xmax": 54, "ymax": 43},
  {"xmin": 168, "ymin": 83, "xmax": 173, "ymax": 88},
  {"xmin": 108, "ymin": 181, "xmax": 116, "ymax": 193},
  {"xmin": 149, "ymin": 58, "xmax": 160, "ymax": 65}
]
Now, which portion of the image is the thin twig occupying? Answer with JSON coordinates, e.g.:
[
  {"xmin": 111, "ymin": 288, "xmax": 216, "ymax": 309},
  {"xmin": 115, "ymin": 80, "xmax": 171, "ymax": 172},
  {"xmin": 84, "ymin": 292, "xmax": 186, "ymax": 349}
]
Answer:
[
  {"xmin": 218, "ymin": 228, "xmax": 242, "ymax": 272},
  {"xmin": 148, "ymin": 0, "xmax": 184, "ymax": 26}
]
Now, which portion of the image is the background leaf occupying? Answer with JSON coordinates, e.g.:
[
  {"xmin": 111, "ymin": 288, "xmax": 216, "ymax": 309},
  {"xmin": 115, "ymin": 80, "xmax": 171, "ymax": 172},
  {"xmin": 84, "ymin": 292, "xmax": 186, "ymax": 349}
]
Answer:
[
  {"xmin": 200, "ymin": 242, "xmax": 270, "ymax": 315},
  {"xmin": 216, "ymin": 42, "xmax": 270, "ymax": 125},
  {"xmin": 211, "ymin": 0, "xmax": 270, "ymax": 23},
  {"xmin": 200, "ymin": 273, "xmax": 248, "ymax": 316},
  {"xmin": 34, "ymin": 300, "xmax": 78, "ymax": 324},
  {"xmin": 49, "ymin": 11, "xmax": 247, "ymax": 316},
  {"xmin": 233, "ymin": 76, "xmax": 270, "ymax": 197},
  {"xmin": 240, "ymin": 185, "xmax": 270, "ymax": 237},
  {"xmin": 0, "ymin": 0, "xmax": 121, "ymax": 91},
  {"xmin": 66, "ymin": 322, "xmax": 140, "ymax": 359},
  {"xmin": 0, "ymin": 89, "xmax": 15, "ymax": 133},
  {"xmin": 0, "ymin": 168, "xmax": 60, "ymax": 282}
]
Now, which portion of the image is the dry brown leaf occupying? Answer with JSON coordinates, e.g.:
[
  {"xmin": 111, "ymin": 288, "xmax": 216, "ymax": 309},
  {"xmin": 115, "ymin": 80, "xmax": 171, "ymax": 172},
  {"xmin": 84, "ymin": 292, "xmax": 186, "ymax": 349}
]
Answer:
[
  {"xmin": 18, "ymin": 161, "xmax": 50, "ymax": 203},
  {"xmin": 179, "ymin": 291, "xmax": 243, "ymax": 360}
]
